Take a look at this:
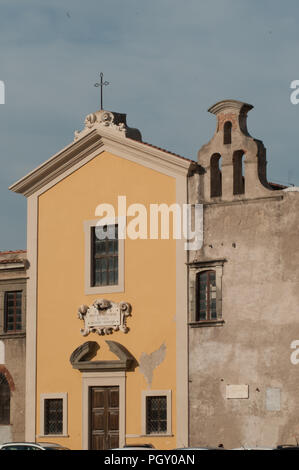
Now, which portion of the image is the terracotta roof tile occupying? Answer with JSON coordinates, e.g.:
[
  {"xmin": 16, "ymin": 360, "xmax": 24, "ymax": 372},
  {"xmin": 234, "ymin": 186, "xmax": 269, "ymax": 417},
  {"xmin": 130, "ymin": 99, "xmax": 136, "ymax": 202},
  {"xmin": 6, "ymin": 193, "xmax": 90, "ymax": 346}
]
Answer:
[
  {"xmin": 128, "ymin": 138, "xmax": 194, "ymax": 163},
  {"xmin": 0, "ymin": 258, "xmax": 25, "ymax": 264},
  {"xmin": 0, "ymin": 250, "xmax": 27, "ymax": 266}
]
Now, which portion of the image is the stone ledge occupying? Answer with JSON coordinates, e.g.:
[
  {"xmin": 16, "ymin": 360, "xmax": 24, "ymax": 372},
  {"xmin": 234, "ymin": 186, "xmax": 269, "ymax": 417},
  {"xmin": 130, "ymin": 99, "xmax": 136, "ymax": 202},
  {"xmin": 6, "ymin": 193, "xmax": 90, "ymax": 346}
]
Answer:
[
  {"xmin": 189, "ymin": 320, "xmax": 225, "ymax": 328},
  {"xmin": 203, "ymin": 195, "xmax": 283, "ymax": 207},
  {"xmin": 0, "ymin": 332, "xmax": 26, "ymax": 339}
]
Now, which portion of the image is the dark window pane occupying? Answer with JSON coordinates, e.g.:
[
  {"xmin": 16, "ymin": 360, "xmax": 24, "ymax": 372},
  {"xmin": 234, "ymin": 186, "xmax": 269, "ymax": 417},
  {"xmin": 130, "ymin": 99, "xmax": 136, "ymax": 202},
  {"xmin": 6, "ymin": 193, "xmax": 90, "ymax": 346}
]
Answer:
[
  {"xmin": 44, "ymin": 399, "xmax": 63, "ymax": 435},
  {"xmin": 196, "ymin": 271, "xmax": 217, "ymax": 322},
  {"xmin": 146, "ymin": 396, "xmax": 167, "ymax": 434},
  {"xmin": 4, "ymin": 291, "xmax": 22, "ymax": 333},
  {"xmin": 95, "ymin": 241, "xmax": 106, "ymax": 255},
  {"xmin": 0, "ymin": 374, "xmax": 10, "ymax": 424},
  {"xmin": 109, "ymin": 270, "xmax": 114, "ymax": 285},
  {"xmin": 199, "ymin": 311, "xmax": 207, "ymax": 320},
  {"xmin": 100, "ymin": 257, "xmax": 107, "ymax": 271},
  {"xmin": 101, "ymin": 270, "xmax": 107, "ymax": 285},
  {"xmin": 94, "ymin": 271, "xmax": 101, "ymax": 285},
  {"xmin": 91, "ymin": 225, "xmax": 119, "ymax": 287},
  {"xmin": 210, "ymin": 272, "xmax": 216, "ymax": 285}
]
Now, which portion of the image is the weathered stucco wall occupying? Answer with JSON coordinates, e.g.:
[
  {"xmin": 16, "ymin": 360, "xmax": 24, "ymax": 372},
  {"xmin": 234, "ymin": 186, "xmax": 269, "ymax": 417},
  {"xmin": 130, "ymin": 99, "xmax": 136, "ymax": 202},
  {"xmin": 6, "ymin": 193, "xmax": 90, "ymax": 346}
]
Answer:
[
  {"xmin": 188, "ymin": 100, "xmax": 299, "ymax": 449},
  {"xmin": 2, "ymin": 337, "xmax": 26, "ymax": 442},
  {"xmin": 189, "ymin": 194, "xmax": 299, "ymax": 448},
  {"xmin": 0, "ymin": 253, "xmax": 26, "ymax": 444}
]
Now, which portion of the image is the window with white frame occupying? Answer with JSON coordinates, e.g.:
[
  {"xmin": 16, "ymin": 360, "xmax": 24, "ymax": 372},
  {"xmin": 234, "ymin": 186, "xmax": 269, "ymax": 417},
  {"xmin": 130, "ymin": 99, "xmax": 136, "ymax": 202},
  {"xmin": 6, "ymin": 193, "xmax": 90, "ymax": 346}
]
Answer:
[
  {"xmin": 40, "ymin": 393, "xmax": 68, "ymax": 437},
  {"xmin": 91, "ymin": 224, "xmax": 119, "ymax": 287},
  {"xmin": 84, "ymin": 219, "xmax": 124, "ymax": 295}
]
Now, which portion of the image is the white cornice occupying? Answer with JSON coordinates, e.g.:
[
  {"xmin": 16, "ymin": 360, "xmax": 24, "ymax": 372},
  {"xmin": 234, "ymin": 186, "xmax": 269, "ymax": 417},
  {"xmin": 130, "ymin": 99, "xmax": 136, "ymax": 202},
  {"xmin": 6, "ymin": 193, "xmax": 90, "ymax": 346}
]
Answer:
[
  {"xmin": 9, "ymin": 131, "xmax": 103, "ymax": 196},
  {"xmin": 9, "ymin": 128, "xmax": 192, "ymax": 197}
]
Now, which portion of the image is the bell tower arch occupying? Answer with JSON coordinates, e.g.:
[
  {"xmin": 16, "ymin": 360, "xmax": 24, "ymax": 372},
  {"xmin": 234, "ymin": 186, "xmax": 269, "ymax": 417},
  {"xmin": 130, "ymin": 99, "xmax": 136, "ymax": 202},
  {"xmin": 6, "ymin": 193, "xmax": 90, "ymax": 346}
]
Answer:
[{"xmin": 198, "ymin": 99, "xmax": 275, "ymax": 202}]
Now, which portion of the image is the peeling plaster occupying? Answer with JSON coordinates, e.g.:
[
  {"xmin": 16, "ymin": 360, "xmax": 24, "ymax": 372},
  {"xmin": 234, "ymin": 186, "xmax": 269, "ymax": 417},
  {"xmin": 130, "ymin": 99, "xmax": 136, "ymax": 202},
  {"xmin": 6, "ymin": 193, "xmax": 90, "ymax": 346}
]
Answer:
[{"xmin": 139, "ymin": 343, "xmax": 166, "ymax": 387}]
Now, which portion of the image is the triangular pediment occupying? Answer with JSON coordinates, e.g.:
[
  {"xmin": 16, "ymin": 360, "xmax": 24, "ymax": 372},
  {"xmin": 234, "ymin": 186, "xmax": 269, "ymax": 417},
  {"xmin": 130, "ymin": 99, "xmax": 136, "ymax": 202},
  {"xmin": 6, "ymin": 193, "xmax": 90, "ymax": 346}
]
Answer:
[{"xmin": 10, "ymin": 125, "xmax": 194, "ymax": 197}]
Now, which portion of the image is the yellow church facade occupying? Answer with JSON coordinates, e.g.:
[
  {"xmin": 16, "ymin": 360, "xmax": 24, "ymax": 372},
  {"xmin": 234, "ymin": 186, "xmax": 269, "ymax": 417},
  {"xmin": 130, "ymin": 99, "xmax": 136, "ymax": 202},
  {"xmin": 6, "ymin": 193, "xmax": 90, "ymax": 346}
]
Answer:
[{"xmin": 10, "ymin": 110, "xmax": 194, "ymax": 450}]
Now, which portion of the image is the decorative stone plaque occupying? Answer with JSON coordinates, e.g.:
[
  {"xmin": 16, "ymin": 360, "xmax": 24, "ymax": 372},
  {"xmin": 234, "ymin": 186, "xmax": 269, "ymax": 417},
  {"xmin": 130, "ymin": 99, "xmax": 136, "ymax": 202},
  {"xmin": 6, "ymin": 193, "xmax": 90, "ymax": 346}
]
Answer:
[
  {"xmin": 226, "ymin": 384, "xmax": 249, "ymax": 399},
  {"xmin": 78, "ymin": 298, "xmax": 132, "ymax": 336}
]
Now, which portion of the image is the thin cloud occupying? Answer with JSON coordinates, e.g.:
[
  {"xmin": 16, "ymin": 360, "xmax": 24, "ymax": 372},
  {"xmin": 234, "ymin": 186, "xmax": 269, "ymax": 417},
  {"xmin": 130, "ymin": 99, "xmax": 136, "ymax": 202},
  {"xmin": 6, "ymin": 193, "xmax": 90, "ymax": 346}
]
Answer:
[{"xmin": 1, "ymin": 0, "xmax": 299, "ymax": 248}]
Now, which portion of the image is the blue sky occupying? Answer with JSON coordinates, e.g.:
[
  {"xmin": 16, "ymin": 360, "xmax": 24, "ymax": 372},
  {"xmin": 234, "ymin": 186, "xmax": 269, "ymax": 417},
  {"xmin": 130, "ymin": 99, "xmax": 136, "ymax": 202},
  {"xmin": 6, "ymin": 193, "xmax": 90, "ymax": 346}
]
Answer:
[{"xmin": 1, "ymin": 0, "xmax": 299, "ymax": 249}]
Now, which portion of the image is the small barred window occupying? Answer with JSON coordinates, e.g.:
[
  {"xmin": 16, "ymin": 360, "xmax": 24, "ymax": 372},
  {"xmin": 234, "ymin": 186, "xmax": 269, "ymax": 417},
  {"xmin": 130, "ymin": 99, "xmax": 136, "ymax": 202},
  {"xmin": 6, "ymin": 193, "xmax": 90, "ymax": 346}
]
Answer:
[
  {"xmin": 146, "ymin": 396, "xmax": 167, "ymax": 434},
  {"xmin": 44, "ymin": 398, "xmax": 63, "ymax": 435},
  {"xmin": 0, "ymin": 374, "xmax": 10, "ymax": 425}
]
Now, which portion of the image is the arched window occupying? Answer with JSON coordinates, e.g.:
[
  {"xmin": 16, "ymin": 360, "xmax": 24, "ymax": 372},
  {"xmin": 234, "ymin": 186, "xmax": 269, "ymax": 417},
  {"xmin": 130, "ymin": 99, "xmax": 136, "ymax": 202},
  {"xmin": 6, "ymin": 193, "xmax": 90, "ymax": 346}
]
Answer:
[
  {"xmin": 0, "ymin": 373, "xmax": 10, "ymax": 424},
  {"xmin": 233, "ymin": 150, "xmax": 245, "ymax": 195},
  {"xmin": 196, "ymin": 270, "xmax": 217, "ymax": 322},
  {"xmin": 223, "ymin": 121, "xmax": 232, "ymax": 145},
  {"xmin": 210, "ymin": 153, "xmax": 222, "ymax": 198}
]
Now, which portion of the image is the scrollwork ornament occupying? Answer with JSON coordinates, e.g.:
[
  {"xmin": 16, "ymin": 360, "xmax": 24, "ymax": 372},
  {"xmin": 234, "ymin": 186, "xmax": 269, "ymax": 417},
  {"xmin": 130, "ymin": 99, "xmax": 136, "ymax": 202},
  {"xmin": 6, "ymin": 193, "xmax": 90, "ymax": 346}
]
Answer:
[{"xmin": 77, "ymin": 298, "xmax": 132, "ymax": 336}]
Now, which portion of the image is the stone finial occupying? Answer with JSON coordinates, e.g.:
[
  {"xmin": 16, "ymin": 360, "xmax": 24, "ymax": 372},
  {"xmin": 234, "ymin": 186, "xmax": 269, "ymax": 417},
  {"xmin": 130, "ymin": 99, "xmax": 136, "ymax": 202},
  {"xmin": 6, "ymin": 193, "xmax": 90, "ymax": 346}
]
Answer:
[{"xmin": 74, "ymin": 109, "xmax": 142, "ymax": 142}]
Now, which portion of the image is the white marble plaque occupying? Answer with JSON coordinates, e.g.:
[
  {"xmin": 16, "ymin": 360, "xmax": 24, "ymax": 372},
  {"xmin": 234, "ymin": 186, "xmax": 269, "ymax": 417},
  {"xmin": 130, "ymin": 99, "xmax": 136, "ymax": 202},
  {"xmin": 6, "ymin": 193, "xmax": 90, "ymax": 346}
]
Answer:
[
  {"xmin": 87, "ymin": 304, "xmax": 121, "ymax": 328},
  {"xmin": 226, "ymin": 384, "xmax": 249, "ymax": 399}
]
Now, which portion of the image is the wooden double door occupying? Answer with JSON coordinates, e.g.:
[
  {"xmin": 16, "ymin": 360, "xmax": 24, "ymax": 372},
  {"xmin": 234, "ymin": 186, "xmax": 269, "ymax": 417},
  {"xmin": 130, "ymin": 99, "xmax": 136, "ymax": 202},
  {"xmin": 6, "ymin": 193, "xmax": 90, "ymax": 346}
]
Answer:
[{"xmin": 89, "ymin": 386, "xmax": 119, "ymax": 450}]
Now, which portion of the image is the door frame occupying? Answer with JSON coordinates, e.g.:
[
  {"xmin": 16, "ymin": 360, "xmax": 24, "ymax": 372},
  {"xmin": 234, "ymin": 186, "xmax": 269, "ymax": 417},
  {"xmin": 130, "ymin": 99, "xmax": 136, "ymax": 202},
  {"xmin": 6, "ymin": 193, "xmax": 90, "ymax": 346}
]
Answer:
[{"xmin": 82, "ymin": 371, "xmax": 126, "ymax": 450}]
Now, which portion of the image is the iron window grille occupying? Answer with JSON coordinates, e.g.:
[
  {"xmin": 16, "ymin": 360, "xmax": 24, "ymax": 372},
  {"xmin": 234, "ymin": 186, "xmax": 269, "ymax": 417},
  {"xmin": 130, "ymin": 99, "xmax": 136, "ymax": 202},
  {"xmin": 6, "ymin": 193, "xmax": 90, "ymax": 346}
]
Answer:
[
  {"xmin": 44, "ymin": 398, "xmax": 63, "ymax": 435},
  {"xmin": 0, "ymin": 374, "xmax": 10, "ymax": 425},
  {"xmin": 91, "ymin": 225, "xmax": 119, "ymax": 287},
  {"xmin": 4, "ymin": 291, "xmax": 22, "ymax": 332},
  {"xmin": 146, "ymin": 396, "xmax": 167, "ymax": 434},
  {"xmin": 196, "ymin": 270, "xmax": 217, "ymax": 321}
]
